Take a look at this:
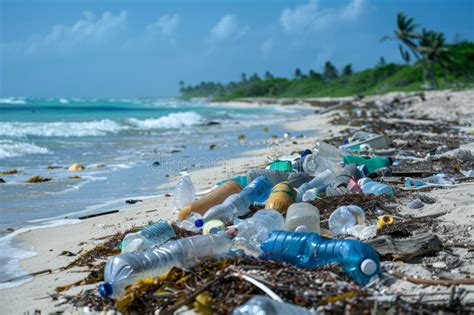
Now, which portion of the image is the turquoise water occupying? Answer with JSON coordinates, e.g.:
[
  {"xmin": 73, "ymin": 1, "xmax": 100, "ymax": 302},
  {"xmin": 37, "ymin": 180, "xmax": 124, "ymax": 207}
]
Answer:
[{"xmin": 0, "ymin": 97, "xmax": 306, "ymax": 287}]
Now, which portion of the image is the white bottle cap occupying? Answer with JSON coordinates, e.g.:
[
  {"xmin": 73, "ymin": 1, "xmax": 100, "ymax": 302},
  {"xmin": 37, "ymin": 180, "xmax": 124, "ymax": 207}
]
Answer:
[
  {"xmin": 360, "ymin": 259, "xmax": 377, "ymax": 276},
  {"xmin": 295, "ymin": 225, "xmax": 309, "ymax": 233}
]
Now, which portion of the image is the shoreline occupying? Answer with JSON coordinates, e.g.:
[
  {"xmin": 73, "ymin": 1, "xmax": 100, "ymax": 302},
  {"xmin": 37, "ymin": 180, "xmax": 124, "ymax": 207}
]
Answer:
[{"xmin": 1, "ymin": 89, "xmax": 473, "ymax": 313}]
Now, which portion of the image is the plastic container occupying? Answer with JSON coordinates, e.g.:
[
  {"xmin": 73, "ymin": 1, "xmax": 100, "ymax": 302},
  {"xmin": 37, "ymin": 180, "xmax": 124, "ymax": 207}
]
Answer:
[
  {"xmin": 233, "ymin": 209, "xmax": 284, "ymax": 257},
  {"xmin": 359, "ymin": 178, "xmax": 395, "ymax": 196},
  {"xmin": 121, "ymin": 220, "xmax": 176, "ymax": 253},
  {"xmin": 342, "ymin": 155, "xmax": 392, "ymax": 174},
  {"xmin": 295, "ymin": 169, "xmax": 334, "ymax": 202},
  {"xmin": 303, "ymin": 142, "xmax": 345, "ymax": 175},
  {"xmin": 178, "ymin": 180, "xmax": 242, "ymax": 221},
  {"xmin": 260, "ymin": 231, "xmax": 380, "ymax": 285},
  {"xmin": 203, "ymin": 176, "xmax": 273, "ymax": 223},
  {"xmin": 247, "ymin": 169, "xmax": 290, "ymax": 186},
  {"xmin": 264, "ymin": 182, "xmax": 296, "ymax": 214},
  {"xmin": 232, "ymin": 295, "xmax": 313, "ymax": 315},
  {"xmin": 269, "ymin": 160, "xmax": 293, "ymax": 172},
  {"xmin": 328, "ymin": 205, "xmax": 366, "ymax": 235},
  {"xmin": 284, "ymin": 203, "xmax": 320, "ymax": 233},
  {"xmin": 214, "ymin": 176, "xmax": 248, "ymax": 189},
  {"xmin": 99, "ymin": 232, "xmax": 233, "ymax": 298},
  {"xmin": 173, "ymin": 173, "xmax": 196, "ymax": 210}
]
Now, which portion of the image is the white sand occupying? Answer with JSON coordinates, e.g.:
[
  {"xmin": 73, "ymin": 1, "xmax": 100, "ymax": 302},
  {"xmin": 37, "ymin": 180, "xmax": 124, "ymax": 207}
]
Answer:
[{"xmin": 1, "ymin": 89, "xmax": 473, "ymax": 314}]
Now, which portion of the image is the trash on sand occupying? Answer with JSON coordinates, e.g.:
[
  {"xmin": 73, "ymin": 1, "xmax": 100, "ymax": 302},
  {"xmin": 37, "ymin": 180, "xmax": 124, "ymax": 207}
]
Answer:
[
  {"xmin": 232, "ymin": 295, "xmax": 313, "ymax": 315},
  {"xmin": 284, "ymin": 203, "xmax": 320, "ymax": 233},
  {"xmin": 328, "ymin": 205, "xmax": 366, "ymax": 235},
  {"xmin": 265, "ymin": 181, "xmax": 296, "ymax": 214},
  {"xmin": 68, "ymin": 163, "xmax": 85, "ymax": 171},
  {"xmin": 121, "ymin": 220, "xmax": 176, "ymax": 253},
  {"xmin": 340, "ymin": 131, "xmax": 389, "ymax": 151}
]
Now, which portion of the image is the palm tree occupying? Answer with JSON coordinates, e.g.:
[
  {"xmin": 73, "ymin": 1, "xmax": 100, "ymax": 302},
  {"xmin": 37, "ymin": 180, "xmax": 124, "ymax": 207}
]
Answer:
[
  {"xmin": 294, "ymin": 68, "xmax": 302, "ymax": 79},
  {"xmin": 382, "ymin": 12, "xmax": 438, "ymax": 88},
  {"xmin": 418, "ymin": 29, "xmax": 451, "ymax": 85}
]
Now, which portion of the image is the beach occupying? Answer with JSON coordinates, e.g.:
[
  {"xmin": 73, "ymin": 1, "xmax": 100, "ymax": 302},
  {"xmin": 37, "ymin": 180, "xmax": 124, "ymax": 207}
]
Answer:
[{"xmin": 1, "ymin": 89, "xmax": 474, "ymax": 313}]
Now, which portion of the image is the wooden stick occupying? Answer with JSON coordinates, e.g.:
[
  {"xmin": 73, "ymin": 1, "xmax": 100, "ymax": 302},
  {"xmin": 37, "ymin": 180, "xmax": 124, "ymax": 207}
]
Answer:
[
  {"xmin": 78, "ymin": 210, "xmax": 118, "ymax": 220},
  {"xmin": 0, "ymin": 269, "xmax": 52, "ymax": 283},
  {"xmin": 390, "ymin": 271, "xmax": 474, "ymax": 285}
]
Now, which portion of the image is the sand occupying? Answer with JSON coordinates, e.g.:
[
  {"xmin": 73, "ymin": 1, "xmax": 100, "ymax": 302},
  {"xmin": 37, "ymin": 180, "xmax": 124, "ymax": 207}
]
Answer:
[{"xmin": 1, "ymin": 89, "xmax": 473, "ymax": 314}]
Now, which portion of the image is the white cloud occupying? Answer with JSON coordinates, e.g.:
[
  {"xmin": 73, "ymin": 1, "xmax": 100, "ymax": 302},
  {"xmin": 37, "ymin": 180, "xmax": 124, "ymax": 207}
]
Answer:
[
  {"xmin": 146, "ymin": 14, "xmax": 180, "ymax": 37},
  {"xmin": 22, "ymin": 11, "xmax": 128, "ymax": 54},
  {"xmin": 280, "ymin": 0, "xmax": 366, "ymax": 33},
  {"xmin": 261, "ymin": 39, "xmax": 274, "ymax": 58},
  {"xmin": 209, "ymin": 14, "xmax": 247, "ymax": 41}
]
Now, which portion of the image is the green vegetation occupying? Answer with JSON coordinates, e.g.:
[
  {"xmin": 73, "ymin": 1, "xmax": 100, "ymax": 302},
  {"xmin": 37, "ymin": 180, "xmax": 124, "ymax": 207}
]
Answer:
[{"xmin": 180, "ymin": 13, "xmax": 474, "ymax": 100}]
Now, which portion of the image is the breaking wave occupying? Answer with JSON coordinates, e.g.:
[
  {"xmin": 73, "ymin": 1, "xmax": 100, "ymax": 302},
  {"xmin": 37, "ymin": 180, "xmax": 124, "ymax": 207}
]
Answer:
[{"xmin": 0, "ymin": 140, "xmax": 50, "ymax": 159}]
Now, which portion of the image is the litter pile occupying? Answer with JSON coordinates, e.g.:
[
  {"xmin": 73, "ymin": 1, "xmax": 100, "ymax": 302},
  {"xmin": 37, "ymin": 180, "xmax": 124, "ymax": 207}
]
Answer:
[{"xmin": 54, "ymin": 94, "xmax": 474, "ymax": 314}]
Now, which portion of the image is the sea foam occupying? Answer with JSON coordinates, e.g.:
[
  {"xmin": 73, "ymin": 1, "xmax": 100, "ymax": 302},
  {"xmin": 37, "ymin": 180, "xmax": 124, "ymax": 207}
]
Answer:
[
  {"xmin": 0, "ymin": 140, "xmax": 50, "ymax": 159},
  {"xmin": 127, "ymin": 111, "xmax": 204, "ymax": 129}
]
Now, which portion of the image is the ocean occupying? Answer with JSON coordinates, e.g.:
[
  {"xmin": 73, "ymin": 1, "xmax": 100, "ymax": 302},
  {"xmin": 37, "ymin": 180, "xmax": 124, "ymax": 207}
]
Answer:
[{"xmin": 0, "ymin": 96, "xmax": 308, "ymax": 287}]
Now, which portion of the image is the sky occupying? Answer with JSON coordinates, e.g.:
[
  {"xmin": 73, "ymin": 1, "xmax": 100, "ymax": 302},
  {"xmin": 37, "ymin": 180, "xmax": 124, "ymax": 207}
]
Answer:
[{"xmin": 1, "ymin": 0, "xmax": 473, "ymax": 97}]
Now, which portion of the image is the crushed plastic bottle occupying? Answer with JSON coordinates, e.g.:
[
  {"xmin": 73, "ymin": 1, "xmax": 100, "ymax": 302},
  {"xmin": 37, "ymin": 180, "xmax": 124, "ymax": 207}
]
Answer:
[
  {"xmin": 173, "ymin": 172, "xmax": 196, "ymax": 210},
  {"xmin": 260, "ymin": 230, "xmax": 380, "ymax": 285},
  {"xmin": 328, "ymin": 205, "xmax": 366, "ymax": 235},
  {"xmin": 178, "ymin": 180, "xmax": 242, "ymax": 221},
  {"xmin": 121, "ymin": 220, "xmax": 176, "ymax": 253},
  {"xmin": 180, "ymin": 212, "xmax": 204, "ymax": 232},
  {"xmin": 303, "ymin": 142, "xmax": 345, "ymax": 175},
  {"xmin": 295, "ymin": 169, "xmax": 334, "ymax": 202},
  {"xmin": 99, "ymin": 232, "xmax": 233, "ymax": 298},
  {"xmin": 284, "ymin": 203, "xmax": 320, "ymax": 233},
  {"xmin": 203, "ymin": 176, "xmax": 273, "ymax": 223},
  {"xmin": 233, "ymin": 209, "xmax": 284, "ymax": 257},
  {"xmin": 359, "ymin": 178, "xmax": 395, "ymax": 196},
  {"xmin": 232, "ymin": 295, "xmax": 313, "ymax": 315},
  {"xmin": 346, "ymin": 225, "xmax": 378, "ymax": 240}
]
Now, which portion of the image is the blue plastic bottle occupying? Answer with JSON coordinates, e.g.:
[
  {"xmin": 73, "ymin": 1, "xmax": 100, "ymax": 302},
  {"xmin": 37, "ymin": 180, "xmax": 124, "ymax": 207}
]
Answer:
[
  {"xmin": 202, "ymin": 176, "xmax": 273, "ymax": 223},
  {"xmin": 260, "ymin": 231, "xmax": 380, "ymax": 285},
  {"xmin": 359, "ymin": 178, "xmax": 395, "ymax": 196}
]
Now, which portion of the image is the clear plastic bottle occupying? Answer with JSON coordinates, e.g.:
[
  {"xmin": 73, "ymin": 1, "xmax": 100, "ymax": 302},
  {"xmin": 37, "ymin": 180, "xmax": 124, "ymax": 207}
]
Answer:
[
  {"xmin": 180, "ymin": 212, "xmax": 204, "ymax": 232},
  {"xmin": 295, "ymin": 169, "xmax": 334, "ymax": 202},
  {"xmin": 99, "ymin": 232, "xmax": 233, "ymax": 298},
  {"xmin": 233, "ymin": 295, "xmax": 313, "ymax": 315},
  {"xmin": 358, "ymin": 178, "xmax": 395, "ymax": 196},
  {"xmin": 202, "ymin": 176, "xmax": 273, "ymax": 223},
  {"xmin": 328, "ymin": 205, "xmax": 366, "ymax": 235},
  {"xmin": 287, "ymin": 172, "xmax": 312, "ymax": 188},
  {"xmin": 247, "ymin": 169, "xmax": 290, "ymax": 186},
  {"xmin": 233, "ymin": 209, "xmax": 284, "ymax": 257},
  {"xmin": 260, "ymin": 230, "xmax": 380, "ymax": 285},
  {"xmin": 173, "ymin": 173, "xmax": 196, "ymax": 210},
  {"xmin": 121, "ymin": 220, "xmax": 176, "ymax": 253},
  {"xmin": 284, "ymin": 203, "xmax": 320, "ymax": 233},
  {"xmin": 303, "ymin": 142, "xmax": 345, "ymax": 175}
]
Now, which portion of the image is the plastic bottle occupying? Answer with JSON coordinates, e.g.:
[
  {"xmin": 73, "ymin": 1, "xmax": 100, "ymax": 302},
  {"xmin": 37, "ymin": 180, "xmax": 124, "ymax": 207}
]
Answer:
[
  {"xmin": 284, "ymin": 203, "xmax": 320, "ymax": 233},
  {"xmin": 202, "ymin": 176, "xmax": 273, "ymax": 223},
  {"xmin": 260, "ymin": 231, "xmax": 380, "ymax": 285},
  {"xmin": 180, "ymin": 212, "xmax": 204, "ymax": 232},
  {"xmin": 333, "ymin": 164, "xmax": 358, "ymax": 188},
  {"xmin": 342, "ymin": 155, "xmax": 392, "ymax": 174},
  {"xmin": 301, "ymin": 185, "xmax": 328, "ymax": 202},
  {"xmin": 233, "ymin": 209, "xmax": 284, "ymax": 257},
  {"xmin": 328, "ymin": 205, "xmax": 366, "ymax": 235},
  {"xmin": 174, "ymin": 173, "xmax": 196, "ymax": 210},
  {"xmin": 295, "ymin": 169, "xmax": 334, "ymax": 202},
  {"xmin": 287, "ymin": 172, "xmax": 312, "ymax": 188},
  {"xmin": 202, "ymin": 220, "xmax": 225, "ymax": 235},
  {"xmin": 358, "ymin": 178, "xmax": 395, "ymax": 196},
  {"xmin": 247, "ymin": 169, "xmax": 290, "ymax": 186},
  {"xmin": 178, "ymin": 180, "xmax": 242, "ymax": 221},
  {"xmin": 121, "ymin": 220, "xmax": 176, "ymax": 253},
  {"xmin": 232, "ymin": 295, "xmax": 313, "ymax": 315},
  {"xmin": 99, "ymin": 232, "xmax": 233, "ymax": 298},
  {"xmin": 303, "ymin": 142, "xmax": 345, "ymax": 175},
  {"xmin": 264, "ymin": 182, "xmax": 296, "ymax": 214}
]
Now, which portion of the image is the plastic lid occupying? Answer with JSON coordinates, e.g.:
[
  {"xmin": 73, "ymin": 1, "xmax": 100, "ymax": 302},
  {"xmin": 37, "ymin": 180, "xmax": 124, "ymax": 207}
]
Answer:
[
  {"xmin": 360, "ymin": 259, "xmax": 377, "ymax": 276},
  {"xmin": 195, "ymin": 219, "xmax": 204, "ymax": 228},
  {"xmin": 98, "ymin": 282, "xmax": 113, "ymax": 297}
]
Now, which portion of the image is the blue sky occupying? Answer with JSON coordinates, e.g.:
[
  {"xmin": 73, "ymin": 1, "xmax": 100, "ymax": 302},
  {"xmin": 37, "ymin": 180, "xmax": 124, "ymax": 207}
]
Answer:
[{"xmin": 1, "ymin": 0, "xmax": 473, "ymax": 97}]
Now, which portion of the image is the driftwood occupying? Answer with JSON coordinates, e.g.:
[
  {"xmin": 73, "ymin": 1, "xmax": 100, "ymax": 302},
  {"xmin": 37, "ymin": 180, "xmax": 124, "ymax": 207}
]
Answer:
[{"xmin": 366, "ymin": 232, "xmax": 442, "ymax": 261}]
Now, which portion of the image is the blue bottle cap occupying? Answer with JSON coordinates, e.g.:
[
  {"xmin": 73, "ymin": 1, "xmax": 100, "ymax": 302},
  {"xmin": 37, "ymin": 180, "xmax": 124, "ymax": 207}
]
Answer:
[
  {"xmin": 195, "ymin": 219, "xmax": 204, "ymax": 228},
  {"xmin": 98, "ymin": 282, "xmax": 113, "ymax": 297}
]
